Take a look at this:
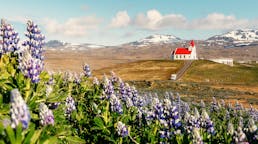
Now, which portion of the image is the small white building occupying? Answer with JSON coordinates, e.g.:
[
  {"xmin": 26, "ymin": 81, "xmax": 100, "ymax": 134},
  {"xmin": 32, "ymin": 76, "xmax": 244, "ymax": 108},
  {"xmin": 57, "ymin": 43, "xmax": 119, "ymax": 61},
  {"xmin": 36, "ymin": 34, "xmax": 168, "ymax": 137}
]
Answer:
[
  {"xmin": 171, "ymin": 40, "xmax": 197, "ymax": 60},
  {"xmin": 209, "ymin": 58, "xmax": 234, "ymax": 66}
]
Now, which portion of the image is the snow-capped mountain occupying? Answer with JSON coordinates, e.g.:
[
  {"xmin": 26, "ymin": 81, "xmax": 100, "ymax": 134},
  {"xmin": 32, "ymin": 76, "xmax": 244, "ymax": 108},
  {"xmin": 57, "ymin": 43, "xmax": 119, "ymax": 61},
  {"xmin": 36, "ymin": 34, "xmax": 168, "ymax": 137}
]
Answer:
[
  {"xmin": 129, "ymin": 34, "xmax": 182, "ymax": 47},
  {"xmin": 45, "ymin": 40, "xmax": 105, "ymax": 51},
  {"xmin": 207, "ymin": 29, "xmax": 258, "ymax": 47}
]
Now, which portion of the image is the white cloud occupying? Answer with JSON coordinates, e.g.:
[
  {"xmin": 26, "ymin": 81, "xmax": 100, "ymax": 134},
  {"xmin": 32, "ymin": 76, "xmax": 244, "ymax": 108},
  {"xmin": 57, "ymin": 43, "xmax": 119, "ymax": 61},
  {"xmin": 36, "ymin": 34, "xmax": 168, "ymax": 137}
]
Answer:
[
  {"xmin": 110, "ymin": 11, "xmax": 130, "ymax": 28},
  {"xmin": 190, "ymin": 13, "xmax": 249, "ymax": 30},
  {"xmin": 134, "ymin": 9, "xmax": 186, "ymax": 30},
  {"xmin": 133, "ymin": 9, "xmax": 254, "ymax": 31},
  {"xmin": 43, "ymin": 16, "xmax": 102, "ymax": 37}
]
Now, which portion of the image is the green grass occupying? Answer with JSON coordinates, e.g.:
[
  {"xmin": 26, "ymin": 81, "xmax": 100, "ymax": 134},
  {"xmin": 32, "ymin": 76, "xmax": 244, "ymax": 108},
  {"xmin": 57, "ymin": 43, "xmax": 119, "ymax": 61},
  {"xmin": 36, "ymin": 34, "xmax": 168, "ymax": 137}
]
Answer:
[{"xmin": 182, "ymin": 60, "xmax": 258, "ymax": 85}]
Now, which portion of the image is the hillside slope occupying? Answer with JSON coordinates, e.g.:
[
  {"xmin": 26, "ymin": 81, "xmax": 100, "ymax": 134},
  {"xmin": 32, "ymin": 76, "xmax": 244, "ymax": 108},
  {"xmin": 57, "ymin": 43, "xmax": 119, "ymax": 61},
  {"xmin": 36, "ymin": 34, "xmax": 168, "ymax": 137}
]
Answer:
[
  {"xmin": 93, "ymin": 60, "xmax": 184, "ymax": 80},
  {"xmin": 181, "ymin": 60, "xmax": 258, "ymax": 85}
]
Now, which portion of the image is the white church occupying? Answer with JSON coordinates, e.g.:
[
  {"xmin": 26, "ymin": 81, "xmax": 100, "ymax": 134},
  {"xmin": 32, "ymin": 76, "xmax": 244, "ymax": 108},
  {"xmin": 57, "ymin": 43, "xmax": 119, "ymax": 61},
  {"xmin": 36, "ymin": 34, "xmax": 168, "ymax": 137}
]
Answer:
[{"xmin": 171, "ymin": 40, "xmax": 197, "ymax": 60}]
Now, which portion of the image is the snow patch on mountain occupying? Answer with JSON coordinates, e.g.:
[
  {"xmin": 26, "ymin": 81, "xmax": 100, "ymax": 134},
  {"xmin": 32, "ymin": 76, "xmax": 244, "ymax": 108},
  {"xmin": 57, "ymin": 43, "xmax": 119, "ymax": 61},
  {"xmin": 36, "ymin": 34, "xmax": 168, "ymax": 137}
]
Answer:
[
  {"xmin": 207, "ymin": 29, "xmax": 258, "ymax": 47},
  {"xmin": 130, "ymin": 34, "xmax": 182, "ymax": 47}
]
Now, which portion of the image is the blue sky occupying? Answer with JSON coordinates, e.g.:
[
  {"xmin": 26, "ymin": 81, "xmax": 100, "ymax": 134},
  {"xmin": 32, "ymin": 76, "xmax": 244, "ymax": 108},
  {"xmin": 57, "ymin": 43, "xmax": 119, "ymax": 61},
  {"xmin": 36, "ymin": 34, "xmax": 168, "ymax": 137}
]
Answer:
[{"xmin": 1, "ymin": 0, "xmax": 258, "ymax": 45}]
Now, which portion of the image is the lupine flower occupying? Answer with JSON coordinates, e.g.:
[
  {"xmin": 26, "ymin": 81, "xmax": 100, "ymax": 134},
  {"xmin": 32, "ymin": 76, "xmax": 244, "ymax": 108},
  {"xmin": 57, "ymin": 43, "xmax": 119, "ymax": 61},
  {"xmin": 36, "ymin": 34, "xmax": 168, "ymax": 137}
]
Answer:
[
  {"xmin": 239, "ymin": 116, "xmax": 244, "ymax": 128},
  {"xmin": 119, "ymin": 81, "xmax": 126, "ymax": 100},
  {"xmin": 235, "ymin": 100, "xmax": 242, "ymax": 111},
  {"xmin": 39, "ymin": 103, "xmax": 54, "ymax": 126},
  {"xmin": 18, "ymin": 49, "xmax": 43, "ymax": 83},
  {"xmin": 210, "ymin": 97, "xmax": 219, "ymax": 112},
  {"xmin": 46, "ymin": 85, "xmax": 53, "ymax": 97},
  {"xmin": 74, "ymin": 72, "xmax": 82, "ymax": 84},
  {"xmin": 192, "ymin": 128, "xmax": 203, "ymax": 144},
  {"xmin": 0, "ymin": 19, "xmax": 20, "ymax": 54},
  {"xmin": 22, "ymin": 20, "xmax": 45, "ymax": 60},
  {"xmin": 159, "ymin": 130, "xmax": 170, "ymax": 139},
  {"xmin": 247, "ymin": 118, "xmax": 257, "ymax": 133},
  {"xmin": 116, "ymin": 121, "xmax": 129, "ymax": 137},
  {"xmin": 227, "ymin": 122, "xmax": 234, "ymax": 135},
  {"xmin": 10, "ymin": 89, "xmax": 30, "ymax": 129},
  {"xmin": 220, "ymin": 99, "xmax": 225, "ymax": 107},
  {"xmin": 110, "ymin": 94, "xmax": 123, "ymax": 114},
  {"xmin": 170, "ymin": 105, "xmax": 182, "ymax": 129},
  {"xmin": 201, "ymin": 109, "xmax": 215, "ymax": 134},
  {"xmin": 65, "ymin": 95, "xmax": 76, "ymax": 118},
  {"xmin": 249, "ymin": 104, "xmax": 258, "ymax": 121},
  {"xmin": 110, "ymin": 71, "xmax": 119, "ymax": 83},
  {"xmin": 234, "ymin": 126, "xmax": 247, "ymax": 143},
  {"xmin": 102, "ymin": 75, "xmax": 114, "ymax": 99},
  {"xmin": 131, "ymin": 86, "xmax": 138, "ymax": 106},
  {"xmin": 83, "ymin": 63, "xmax": 91, "ymax": 77},
  {"xmin": 125, "ymin": 97, "xmax": 133, "ymax": 108},
  {"xmin": 93, "ymin": 77, "xmax": 99, "ymax": 85},
  {"xmin": 125, "ymin": 83, "xmax": 133, "ymax": 99},
  {"xmin": 200, "ymin": 100, "xmax": 205, "ymax": 108}
]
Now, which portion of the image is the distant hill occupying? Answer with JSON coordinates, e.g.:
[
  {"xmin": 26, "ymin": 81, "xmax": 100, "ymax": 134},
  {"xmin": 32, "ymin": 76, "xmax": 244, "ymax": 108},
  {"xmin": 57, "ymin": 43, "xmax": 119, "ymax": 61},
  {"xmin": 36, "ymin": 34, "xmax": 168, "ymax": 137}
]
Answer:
[
  {"xmin": 128, "ymin": 34, "xmax": 182, "ymax": 47},
  {"xmin": 45, "ymin": 40, "xmax": 106, "ymax": 51},
  {"xmin": 206, "ymin": 29, "xmax": 258, "ymax": 47}
]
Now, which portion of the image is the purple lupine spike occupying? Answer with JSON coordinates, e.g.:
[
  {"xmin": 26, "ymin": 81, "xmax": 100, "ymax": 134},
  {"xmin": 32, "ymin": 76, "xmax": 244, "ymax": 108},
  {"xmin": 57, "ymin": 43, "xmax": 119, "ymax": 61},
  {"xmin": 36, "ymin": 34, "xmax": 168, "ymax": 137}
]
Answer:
[
  {"xmin": 93, "ymin": 77, "xmax": 99, "ymax": 85},
  {"xmin": 125, "ymin": 83, "xmax": 133, "ymax": 99},
  {"xmin": 110, "ymin": 94, "xmax": 123, "ymax": 114},
  {"xmin": 234, "ymin": 126, "xmax": 247, "ymax": 143},
  {"xmin": 119, "ymin": 81, "xmax": 126, "ymax": 101},
  {"xmin": 247, "ymin": 118, "xmax": 257, "ymax": 133},
  {"xmin": 83, "ymin": 63, "xmax": 91, "ymax": 77},
  {"xmin": 171, "ymin": 105, "xmax": 182, "ymax": 129},
  {"xmin": 10, "ymin": 89, "xmax": 30, "ymax": 129},
  {"xmin": 200, "ymin": 100, "xmax": 205, "ymax": 108},
  {"xmin": 23, "ymin": 20, "xmax": 45, "ymax": 60},
  {"xmin": 210, "ymin": 97, "xmax": 219, "ymax": 112},
  {"xmin": 227, "ymin": 122, "xmax": 234, "ymax": 135},
  {"xmin": 0, "ymin": 19, "xmax": 20, "ymax": 54},
  {"xmin": 65, "ymin": 95, "xmax": 76, "ymax": 118},
  {"xmin": 18, "ymin": 49, "xmax": 43, "ymax": 83},
  {"xmin": 110, "ymin": 71, "xmax": 119, "ymax": 83},
  {"xmin": 235, "ymin": 100, "xmax": 242, "ymax": 111},
  {"xmin": 201, "ymin": 109, "xmax": 215, "ymax": 135},
  {"xmin": 116, "ymin": 121, "xmax": 129, "ymax": 137},
  {"xmin": 39, "ymin": 103, "xmax": 54, "ymax": 126},
  {"xmin": 102, "ymin": 75, "xmax": 114, "ymax": 99}
]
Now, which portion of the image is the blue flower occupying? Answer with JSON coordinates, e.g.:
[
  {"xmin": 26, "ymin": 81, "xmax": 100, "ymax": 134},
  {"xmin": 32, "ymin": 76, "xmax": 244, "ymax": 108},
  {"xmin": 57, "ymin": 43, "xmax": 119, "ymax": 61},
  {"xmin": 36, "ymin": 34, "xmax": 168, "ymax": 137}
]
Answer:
[
  {"xmin": 39, "ymin": 103, "xmax": 54, "ymax": 126},
  {"xmin": 83, "ymin": 64, "xmax": 91, "ymax": 77},
  {"xmin": 116, "ymin": 121, "xmax": 129, "ymax": 137},
  {"xmin": 65, "ymin": 95, "xmax": 76, "ymax": 118},
  {"xmin": 10, "ymin": 89, "xmax": 30, "ymax": 129},
  {"xmin": 0, "ymin": 19, "xmax": 20, "ymax": 54}
]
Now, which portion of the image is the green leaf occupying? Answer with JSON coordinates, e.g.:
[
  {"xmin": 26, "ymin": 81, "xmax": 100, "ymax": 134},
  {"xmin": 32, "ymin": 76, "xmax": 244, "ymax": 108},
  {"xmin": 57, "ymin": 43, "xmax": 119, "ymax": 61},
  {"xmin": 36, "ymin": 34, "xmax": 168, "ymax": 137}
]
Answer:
[
  {"xmin": 30, "ymin": 129, "xmax": 42, "ymax": 144},
  {"xmin": 16, "ymin": 124, "xmax": 23, "ymax": 144},
  {"xmin": 43, "ymin": 137, "xmax": 58, "ymax": 144},
  {"xmin": 6, "ymin": 126, "xmax": 16, "ymax": 144},
  {"xmin": 94, "ymin": 117, "xmax": 104, "ymax": 128},
  {"xmin": 65, "ymin": 136, "xmax": 86, "ymax": 144},
  {"xmin": 23, "ymin": 125, "xmax": 35, "ymax": 144}
]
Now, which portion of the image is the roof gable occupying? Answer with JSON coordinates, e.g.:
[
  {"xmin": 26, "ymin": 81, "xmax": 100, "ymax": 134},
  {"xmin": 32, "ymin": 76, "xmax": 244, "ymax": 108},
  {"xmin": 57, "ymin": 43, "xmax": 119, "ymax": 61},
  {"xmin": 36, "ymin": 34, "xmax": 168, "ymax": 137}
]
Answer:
[{"xmin": 175, "ymin": 48, "xmax": 192, "ymax": 54}]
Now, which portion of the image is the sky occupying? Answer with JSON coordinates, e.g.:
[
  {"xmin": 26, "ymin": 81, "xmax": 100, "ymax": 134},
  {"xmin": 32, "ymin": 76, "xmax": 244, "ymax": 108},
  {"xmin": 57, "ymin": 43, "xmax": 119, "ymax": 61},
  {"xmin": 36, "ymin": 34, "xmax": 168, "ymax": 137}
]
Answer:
[{"xmin": 1, "ymin": 0, "xmax": 258, "ymax": 45}]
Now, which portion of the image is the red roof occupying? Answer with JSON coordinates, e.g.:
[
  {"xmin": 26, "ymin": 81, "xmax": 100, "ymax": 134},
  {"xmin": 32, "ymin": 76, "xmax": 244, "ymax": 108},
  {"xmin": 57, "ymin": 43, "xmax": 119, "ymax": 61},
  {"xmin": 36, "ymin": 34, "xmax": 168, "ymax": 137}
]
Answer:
[
  {"xmin": 175, "ymin": 48, "xmax": 192, "ymax": 54},
  {"xmin": 190, "ymin": 40, "xmax": 195, "ymax": 47}
]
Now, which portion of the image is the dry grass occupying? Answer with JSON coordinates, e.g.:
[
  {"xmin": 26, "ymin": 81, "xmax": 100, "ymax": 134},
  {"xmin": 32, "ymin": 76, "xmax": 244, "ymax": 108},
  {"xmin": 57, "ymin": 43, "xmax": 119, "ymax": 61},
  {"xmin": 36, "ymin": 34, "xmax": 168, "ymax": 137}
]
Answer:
[{"xmin": 93, "ymin": 60, "xmax": 184, "ymax": 81}]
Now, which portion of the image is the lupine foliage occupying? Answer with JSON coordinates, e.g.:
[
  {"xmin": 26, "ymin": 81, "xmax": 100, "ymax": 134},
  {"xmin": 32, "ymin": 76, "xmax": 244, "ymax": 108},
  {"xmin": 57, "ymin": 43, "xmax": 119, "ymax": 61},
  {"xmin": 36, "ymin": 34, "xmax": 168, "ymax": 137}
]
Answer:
[{"xmin": 0, "ymin": 20, "xmax": 257, "ymax": 144}]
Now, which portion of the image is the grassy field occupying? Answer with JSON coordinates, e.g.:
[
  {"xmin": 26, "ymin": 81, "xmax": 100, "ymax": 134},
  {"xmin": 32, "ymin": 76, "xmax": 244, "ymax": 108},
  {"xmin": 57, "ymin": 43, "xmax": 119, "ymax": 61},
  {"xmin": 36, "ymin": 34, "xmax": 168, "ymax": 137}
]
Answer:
[
  {"xmin": 94, "ymin": 60, "xmax": 258, "ymax": 108},
  {"xmin": 93, "ymin": 60, "xmax": 184, "ymax": 81},
  {"xmin": 182, "ymin": 60, "xmax": 258, "ymax": 85}
]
